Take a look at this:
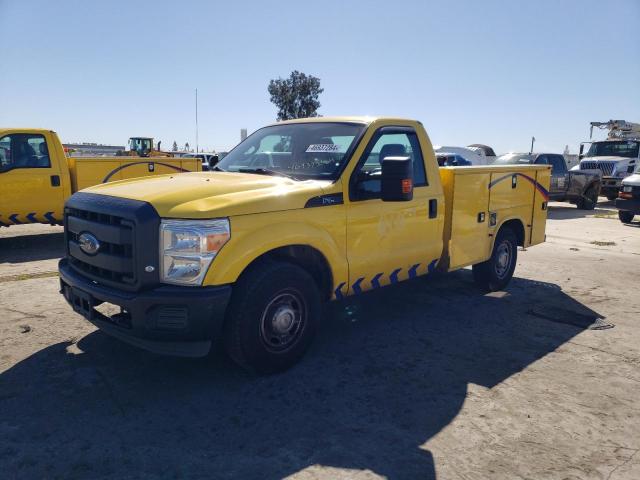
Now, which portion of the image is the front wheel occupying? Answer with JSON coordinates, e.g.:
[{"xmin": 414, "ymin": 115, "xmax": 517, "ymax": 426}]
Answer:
[
  {"xmin": 473, "ymin": 227, "xmax": 518, "ymax": 291},
  {"xmin": 619, "ymin": 210, "xmax": 635, "ymax": 224},
  {"xmin": 224, "ymin": 261, "xmax": 320, "ymax": 374},
  {"xmin": 576, "ymin": 186, "xmax": 598, "ymax": 210}
]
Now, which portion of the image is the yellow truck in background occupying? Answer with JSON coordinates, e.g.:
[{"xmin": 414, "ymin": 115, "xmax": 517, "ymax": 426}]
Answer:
[
  {"xmin": 58, "ymin": 117, "xmax": 551, "ymax": 373},
  {"xmin": 0, "ymin": 129, "xmax": 201, "ymax": 227}
]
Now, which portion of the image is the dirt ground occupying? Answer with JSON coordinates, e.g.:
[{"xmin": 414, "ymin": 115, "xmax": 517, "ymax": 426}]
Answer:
[{"xmin": 1, "ymin": 198, "xmax": 639, "ymax": 480}]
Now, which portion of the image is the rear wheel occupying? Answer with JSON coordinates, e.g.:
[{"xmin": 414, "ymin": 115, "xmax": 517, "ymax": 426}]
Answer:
[
  {"xmin": 576, "ymin": 186, "xmax": 598, "ymax": 210},
  {"xmin": 618, "ymin": 210, "xmax": 635, "ymax": 224},
  {"xmin": 473, "ymin": 227, "xmax": 518, "ymax": 291},
  {"xmin": 224, "ymin": 260, "xmax": 320, "ymax": 374},
  {"xmin": 606, "ymin": 193, "xmax": 618, "ymax": 201}
]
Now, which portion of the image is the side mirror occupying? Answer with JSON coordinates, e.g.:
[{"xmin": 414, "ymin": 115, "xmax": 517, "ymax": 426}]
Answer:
[{"xmin": 381, "ymin": 156, "xmax": 413, "ymax": 202}]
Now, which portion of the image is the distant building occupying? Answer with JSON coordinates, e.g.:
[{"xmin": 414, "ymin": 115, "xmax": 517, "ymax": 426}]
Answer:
[{"xmin": 64, "ymin": 143, "xmax": 124, "ymax": 157}]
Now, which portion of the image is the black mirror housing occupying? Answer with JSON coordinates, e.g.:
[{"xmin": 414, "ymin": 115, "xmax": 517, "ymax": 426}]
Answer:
[{"xmin": 381, "ymin": 156, "xmax": 413, "ymax": 201}]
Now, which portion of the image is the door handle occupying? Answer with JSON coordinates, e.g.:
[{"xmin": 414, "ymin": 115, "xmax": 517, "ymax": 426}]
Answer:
[
  {"xmin": 428, "ymin": 199, "xmax": 437, "ymax": 218},
  {"xmin": 50, "ymin": 175, "xmax": 60, "ymax": 187}
]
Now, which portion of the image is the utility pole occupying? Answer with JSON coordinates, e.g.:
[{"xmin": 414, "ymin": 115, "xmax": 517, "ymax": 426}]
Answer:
[{"xmin": 195, "ymin": 88, "xmax": 199, "ymax": 153}]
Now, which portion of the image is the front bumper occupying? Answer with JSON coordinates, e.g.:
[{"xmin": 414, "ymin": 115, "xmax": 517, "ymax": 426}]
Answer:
[
  {"xmin": 601, "ymin": 177, "xmax": 621, "ymax": 193},
  {"xmin": 59, "ymin": 259, "xmax": 232, "ymax": 357},
  {"xmin": 615, "ymin": 198, "xmax": 640, "ymax": 215}
]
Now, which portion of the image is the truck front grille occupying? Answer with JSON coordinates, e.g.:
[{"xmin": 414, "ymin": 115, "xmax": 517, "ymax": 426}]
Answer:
[
  {"xmin": 581, "ymin": 161, "xmax": 615, "ymax": 177},
  {"xmin": 64, "ymin": 192, "xmax": 160, "ymax": 292},
  {"xmin": 66, "ymin": 208, "xmax": 136, "ymax": 286}
]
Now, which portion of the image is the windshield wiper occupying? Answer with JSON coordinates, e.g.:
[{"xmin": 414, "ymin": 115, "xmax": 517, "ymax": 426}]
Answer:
[
  {"xmin": 212, "ymin": 165, "xmax": 225, "ymax": 172},
  {"xmin": 238, "ymin": 167, "xmax": 299, "ymax": 181}
]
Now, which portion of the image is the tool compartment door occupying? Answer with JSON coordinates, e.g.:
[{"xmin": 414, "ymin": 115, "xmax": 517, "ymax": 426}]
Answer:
[
  {"xmin": 488, "ymin": 168, "xmax": 542, "ymax": 247},
  {"xmin": 74, "ymin": 159, "xmax": 121, "ymax": 191},
  {"xmin": 530, "ymin": 168, "xmax": 550, "ymax": 246},
  {"xmin": 74, "ymin": 158, "xmax": 199, "ymax": 191},
  {"xmin": 108, "ymin": 159, "xmax": 198, "ymax": 181},
  {"xmin": 448, "ymin": 172, "xmax": 491, "ymax": 270}
]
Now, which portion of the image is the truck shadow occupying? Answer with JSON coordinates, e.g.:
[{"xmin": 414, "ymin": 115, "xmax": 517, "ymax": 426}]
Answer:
[
  {"xmin": 0, "ymin": 271, "xmax": 602, "ymax": 479},
  {"xmin": 0, "ymin": 232, "xmax": 65, "ymax": 263},
  {"xmin": 548, "ymin": 201, "xmax": 617, "ymax": 220}
]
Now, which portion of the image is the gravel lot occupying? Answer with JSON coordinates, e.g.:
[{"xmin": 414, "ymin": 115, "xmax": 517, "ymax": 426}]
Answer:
[{"xmin": 1, "ymin": 199, "xmax": 639, "ymax": 480}]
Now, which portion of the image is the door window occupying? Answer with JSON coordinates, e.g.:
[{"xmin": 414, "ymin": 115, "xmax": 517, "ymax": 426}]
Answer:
[
  {"xmin": 548, "ymin": 155, "xmax": 567, "ymax": 174},
  {"xmin": 351, "ymin": 130, "xmax": 427, "ymax": 200},
  {"xmin": 0, "ymin": 134, "xmax": 51, "ymax": 171}
]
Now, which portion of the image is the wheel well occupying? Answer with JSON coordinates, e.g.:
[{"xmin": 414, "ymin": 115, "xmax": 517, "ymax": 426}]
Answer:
[
  {"xmin": 244, "ymin": 245, "xmax": 333, "ymax": 301},
  {"xmin": 500, "ymin": 219, "xmax": 525, "ymax": 246}
]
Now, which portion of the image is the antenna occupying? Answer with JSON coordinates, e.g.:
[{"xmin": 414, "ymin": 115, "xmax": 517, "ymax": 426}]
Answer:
[
  {"xmin": 195, "ymin": 88, "xmax": 199, "ymax": 153},
  {"xmin": 529, "ymin": 136, "xmax": 535, "ymax": 154}
]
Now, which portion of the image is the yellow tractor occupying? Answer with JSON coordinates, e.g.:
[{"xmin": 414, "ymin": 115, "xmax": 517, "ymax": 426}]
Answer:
[{"xmin": 118, "ymin": 137, "xmax": 173, "ymax": 157}]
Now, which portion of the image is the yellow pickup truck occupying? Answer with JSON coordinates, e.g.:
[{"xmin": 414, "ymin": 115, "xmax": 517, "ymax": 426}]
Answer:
[
  {"xmin": 0, "ymin": 129, "xmax": 200, "ymax": 227},
  {"xmin": 58, "ymin": 117, "xmax": 550, "ymax": 373}
]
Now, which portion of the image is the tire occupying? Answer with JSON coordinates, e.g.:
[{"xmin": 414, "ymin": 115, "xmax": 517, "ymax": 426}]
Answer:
[
  {"xmin": 473, "ymin": 227, "xmax": 518, "ymax": 292},
  {"xmin": 576, "ymin": 186, "xmax": 598, "ymax": 210},
  {"xmin": 606, "ymin": 194, "xmax": 618, "ymax": 201},
  {"xmin": 223, "ymin": 260, "xmax": 320, "ymax": 374},
  {"xmin": 618, "ymin": 210, "xmax": 635, "ymax": 224}
]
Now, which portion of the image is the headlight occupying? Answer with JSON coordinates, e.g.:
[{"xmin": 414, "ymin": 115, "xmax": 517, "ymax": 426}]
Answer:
[{"xmin": 160, "ymin": 219, "xmax": 230, "ymax": 285}]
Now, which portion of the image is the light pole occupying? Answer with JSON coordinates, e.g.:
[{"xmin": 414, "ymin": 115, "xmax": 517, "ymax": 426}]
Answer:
[{"xmin": 195, "ymin": 88, "xmax": 199, "ymax": 153}]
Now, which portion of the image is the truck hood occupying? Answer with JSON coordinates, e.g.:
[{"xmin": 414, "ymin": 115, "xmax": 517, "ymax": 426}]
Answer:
[{"xmin": 82, "ymin": 171, "xmax": 332, "ymax": 218}]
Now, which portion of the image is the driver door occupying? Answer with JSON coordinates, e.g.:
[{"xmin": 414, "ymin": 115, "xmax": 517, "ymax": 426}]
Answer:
[
  {"xmin": 0, "ymin": 133, "xmax": 64, "ymax": 225},
  {"xmin": 344, "ymin": 127, "xmax": 443, "ymax": 295},
  {"xmin": 549, "ymin": 154, "xmax": 569, "ymax": 196}
]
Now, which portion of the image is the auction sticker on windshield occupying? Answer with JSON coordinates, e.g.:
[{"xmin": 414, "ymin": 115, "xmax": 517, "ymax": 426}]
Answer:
[{"xmin": 306, "ymin": 144, "xmax": 342, "ymax": 153}]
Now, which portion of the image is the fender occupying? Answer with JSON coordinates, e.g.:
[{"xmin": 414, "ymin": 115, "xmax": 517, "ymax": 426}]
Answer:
[
  {"xmin": 489, "ymin": 215, "xmax": 526, "ymax": 253},
  {"xmin": 202, "ymin": 219, "xmax": 347, "ymax": 289}
]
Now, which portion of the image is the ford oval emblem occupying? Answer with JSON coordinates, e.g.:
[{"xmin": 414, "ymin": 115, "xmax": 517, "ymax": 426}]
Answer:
[{"xmin": 78, "ymin": 232, "xmax": 100, "ymax": 256}]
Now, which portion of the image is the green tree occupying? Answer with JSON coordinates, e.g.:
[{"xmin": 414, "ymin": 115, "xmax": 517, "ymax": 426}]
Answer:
[{"xmin": 268, "ymin": 70, "xmax": 323, "ymax": 121}]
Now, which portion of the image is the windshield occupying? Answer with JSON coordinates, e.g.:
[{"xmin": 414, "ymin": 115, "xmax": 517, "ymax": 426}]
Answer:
[
  {"xmin": 585, "ymin": 141, "xmax": 639, "ymax": 158},
  {"xmin": 129, "ymin": 138, "xmax": 152, "ymax": 154},
  {"xmin": 216, "ymin": 122, "xmax": 365, "ymax": 180},
  {"xmin": 494, "ymin": 153, "xmax": 534, "ymax": 165}
]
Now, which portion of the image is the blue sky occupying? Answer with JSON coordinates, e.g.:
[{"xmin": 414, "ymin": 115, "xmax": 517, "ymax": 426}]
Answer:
[{"xmin": 1, "ymin": 0, "xmax": 638, "ymax": 154}]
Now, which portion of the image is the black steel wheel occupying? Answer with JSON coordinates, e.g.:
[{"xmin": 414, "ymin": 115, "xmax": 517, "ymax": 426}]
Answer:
[
  {"xmin": 472, "ymin": 227, "xmax": 518, "ymax": 291},
  {"xmin": 259, "ymin": 291, "xmax": 307, "ymax": 353},
  {"xmin": 577, "ymin": 186, "xmax": 598, "ymax": 210},
  {"xmin": 618, "ymin": 210, "xmax": 635, "ymax": 224},
  {"xmin": 224, "ymin": 260, "xmax": 320, "ymax": 374}
]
